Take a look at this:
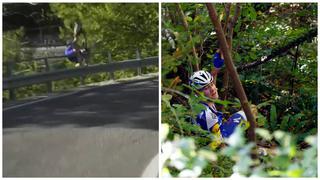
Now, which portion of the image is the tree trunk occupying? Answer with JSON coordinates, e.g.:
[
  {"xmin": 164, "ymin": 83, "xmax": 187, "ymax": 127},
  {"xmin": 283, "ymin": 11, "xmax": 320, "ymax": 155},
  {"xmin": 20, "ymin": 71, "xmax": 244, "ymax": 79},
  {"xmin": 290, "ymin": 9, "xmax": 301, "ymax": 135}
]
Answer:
[
  {"xmin": 221, "ymin": 4, "xmax": 241, "ymax": 100},
  {"xmin": 206, "ymin": 3, "xmax": 256, "ymax": 144}
]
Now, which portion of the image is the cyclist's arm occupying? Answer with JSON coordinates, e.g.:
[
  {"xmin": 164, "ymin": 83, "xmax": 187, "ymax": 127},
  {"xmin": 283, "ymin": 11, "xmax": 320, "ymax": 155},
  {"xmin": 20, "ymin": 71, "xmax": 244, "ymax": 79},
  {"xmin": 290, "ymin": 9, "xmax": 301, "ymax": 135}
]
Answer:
[{"xmin": 211, "ymin": 49, "xmax": 224, "ymax": 85}]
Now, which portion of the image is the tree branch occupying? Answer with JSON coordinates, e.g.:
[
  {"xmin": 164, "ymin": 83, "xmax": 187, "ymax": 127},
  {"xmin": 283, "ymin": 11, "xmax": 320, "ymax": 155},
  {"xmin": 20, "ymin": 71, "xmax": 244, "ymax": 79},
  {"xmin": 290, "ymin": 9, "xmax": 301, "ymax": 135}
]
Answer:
[
  {"xmin": 238, "ymin": 28, "xmax": 317, "ymax": 72},
  {"xmin": 223, "ymin": 4, "xmax": 231, "ymax": 34},
  {"xmin": 221, "ymin": 3, "xmax": 241, "ymax": 100},
  {"xmin": 227, "ymin": 3, "xmax": 241, "ymax": 41},
  {"xmin": 176, "ymin": 3, "xmax": 200, "ymax": 71},
  {"xmin": 206, "ymin": 3, "xmax": 257, "ymax": 144}
]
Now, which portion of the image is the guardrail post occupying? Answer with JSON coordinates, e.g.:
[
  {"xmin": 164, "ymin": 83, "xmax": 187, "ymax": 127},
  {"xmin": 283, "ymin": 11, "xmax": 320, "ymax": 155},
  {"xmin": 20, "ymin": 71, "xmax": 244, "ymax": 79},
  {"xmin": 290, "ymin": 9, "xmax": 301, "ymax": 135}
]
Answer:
[
  {"xmin": 6, "ymin": 61, "xmax": 16, "ymax": 100},
  {"xmin": 136, "ymin": 49, "xmax": 142, "ymax": 76},
  {"xmin": 108, "ymin": 51, "xmax": 115, "ymax": 80},
  {"xmin": 80, "ymin": 62, "xmax": 86, "ymax": 86},
  {"xmin": 44, "ymin": 39, "xmax": 53, "ymax": 93},
  {"xmin": 44, "ymin": 58, "xmax": 53, "ymax": 93},
  {"xmin": 80, "ymin": 75, "xmax": 86, "ymax": 85}
]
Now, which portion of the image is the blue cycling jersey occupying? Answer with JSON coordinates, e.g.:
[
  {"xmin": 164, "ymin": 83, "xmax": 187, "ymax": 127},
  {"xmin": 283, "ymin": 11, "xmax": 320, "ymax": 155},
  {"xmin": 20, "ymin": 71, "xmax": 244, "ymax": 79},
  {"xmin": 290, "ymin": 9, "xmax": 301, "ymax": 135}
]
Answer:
[
  {"xmin": 220, "ymin": 111, "xmax": 247, "ymax": 138},
  {"xmin": 65, "ymin": 46, "xmax": 74, "ymax": 56},
  {"xmin": 196, "ymin": 103, "xmax": 223, "ymax": 132},
  {"xmin": 65, "ymin": 45, "xmax": 78, "ymax": 62},
  {"xmin": 195, "ymin": 102, "xmax": 247, "ymax": 138}
]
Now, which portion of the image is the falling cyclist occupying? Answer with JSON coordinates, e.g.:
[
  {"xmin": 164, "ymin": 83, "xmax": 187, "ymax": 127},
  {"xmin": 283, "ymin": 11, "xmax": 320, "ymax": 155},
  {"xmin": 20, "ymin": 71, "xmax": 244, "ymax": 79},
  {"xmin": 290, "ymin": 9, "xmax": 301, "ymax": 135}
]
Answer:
[{"xmin": 64, "ymin": 22, "xmax": 88, "ymax": 67}]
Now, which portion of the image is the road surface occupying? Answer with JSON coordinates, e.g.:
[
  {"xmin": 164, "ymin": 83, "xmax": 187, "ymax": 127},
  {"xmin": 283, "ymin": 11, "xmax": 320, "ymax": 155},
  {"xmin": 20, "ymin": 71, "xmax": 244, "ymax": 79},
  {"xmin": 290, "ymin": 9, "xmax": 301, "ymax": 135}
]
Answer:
[{"xmin": 3, "ymin": 77, "xmax": 158, "ymax": 177}]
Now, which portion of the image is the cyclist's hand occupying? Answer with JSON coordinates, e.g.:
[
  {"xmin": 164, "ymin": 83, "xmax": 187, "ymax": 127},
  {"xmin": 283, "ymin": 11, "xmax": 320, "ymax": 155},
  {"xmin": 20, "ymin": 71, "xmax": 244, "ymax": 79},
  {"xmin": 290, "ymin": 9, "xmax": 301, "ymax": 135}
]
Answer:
[{"xmin": 212, "ymin": 50, "xmax": 224, "ymax": 69}]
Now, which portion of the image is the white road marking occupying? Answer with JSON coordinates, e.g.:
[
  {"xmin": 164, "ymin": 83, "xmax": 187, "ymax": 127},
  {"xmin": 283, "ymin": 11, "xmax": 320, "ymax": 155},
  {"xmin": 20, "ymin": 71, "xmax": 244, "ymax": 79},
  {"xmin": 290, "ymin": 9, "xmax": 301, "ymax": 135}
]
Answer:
[{"xmin": 141, "ymin": 154, "xmax": 158, "ymax": 177}]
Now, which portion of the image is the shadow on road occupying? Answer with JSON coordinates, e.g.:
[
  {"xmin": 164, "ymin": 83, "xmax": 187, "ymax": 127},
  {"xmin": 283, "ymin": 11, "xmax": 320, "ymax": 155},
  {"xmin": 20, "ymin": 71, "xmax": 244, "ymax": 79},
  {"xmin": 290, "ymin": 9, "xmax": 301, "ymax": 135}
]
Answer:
[{"xmin": 3, "ymin": 78, "xmax": 159, "ymax": 131}]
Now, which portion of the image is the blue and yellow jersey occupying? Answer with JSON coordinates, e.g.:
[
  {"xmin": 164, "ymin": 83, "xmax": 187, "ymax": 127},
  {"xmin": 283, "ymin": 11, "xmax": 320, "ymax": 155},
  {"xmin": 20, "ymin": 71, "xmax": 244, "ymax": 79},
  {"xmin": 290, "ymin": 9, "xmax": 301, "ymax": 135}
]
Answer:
[
  {"xmin": 194, "ymin": 103, "xmax": 249, "ymax": 149},
  {"xmin": 195, "ymin": 103, "xmax": 224, "ymax": 149},
  {"xmin": 195, "ymin": 103, "xmax": 223, "ymax": 133},
  {"xmin": 220, "ymin": 111, "xmax": 248, "ymax": 138}
]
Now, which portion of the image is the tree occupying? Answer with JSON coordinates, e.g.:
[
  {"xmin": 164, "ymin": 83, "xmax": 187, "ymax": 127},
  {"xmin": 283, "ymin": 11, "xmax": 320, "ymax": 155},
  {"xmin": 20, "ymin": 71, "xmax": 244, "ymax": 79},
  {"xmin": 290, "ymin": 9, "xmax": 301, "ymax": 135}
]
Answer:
[
  {"xmin": 50, "ymin": 3, "xmax": 158, "ymax": 60},
  {"xmin": 161, "ymin": 3, "xmax": 317, "ymax": 177},
  {"xmin": 3, "ymin": 3, "xmax": 159, "ymax": 101}
]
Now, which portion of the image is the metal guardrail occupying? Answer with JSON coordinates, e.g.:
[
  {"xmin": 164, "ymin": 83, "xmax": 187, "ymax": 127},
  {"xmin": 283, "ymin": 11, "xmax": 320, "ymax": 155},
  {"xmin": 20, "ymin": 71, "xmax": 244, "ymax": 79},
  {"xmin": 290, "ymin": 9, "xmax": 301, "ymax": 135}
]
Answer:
[{"xmin": 3, "ymin": 56, "xmax": 158, "ymax": 90}]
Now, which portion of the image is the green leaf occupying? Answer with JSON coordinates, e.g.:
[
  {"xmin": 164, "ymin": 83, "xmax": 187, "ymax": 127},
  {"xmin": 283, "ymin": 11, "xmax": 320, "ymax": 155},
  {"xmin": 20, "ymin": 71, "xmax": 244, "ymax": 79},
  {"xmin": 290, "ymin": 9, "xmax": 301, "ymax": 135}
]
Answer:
[
  {"xmin": 248, "ymin": 6, "xmax": 257, "ymax": 20},
  {"xmin": 270, "ymin": 105, "xmax": 277, "ymax": 131},
  {"xmin": 249, "ymin": 51, "xmax": 257, "ymax": 60},
  {"xmin": 257, "ymin": 114, "xmax": 267, "ymax": 127},
  {"xmin": 192, "ymin": 103, "xmax": 206, "ymax": 115},
  {"xmin": 257, "ymin": 100, "xmax": 272, "ymax": 109},
  {"xmin": 279, "ymin": 115, "xmax": 290, "ymax": 130},
  {"xmin": 186, "ymin": 16, "xmax": 192, "ymax": 22},
  {"xmin": 162, "ymin": 94, "xmax": 173, "ymax": 102}
]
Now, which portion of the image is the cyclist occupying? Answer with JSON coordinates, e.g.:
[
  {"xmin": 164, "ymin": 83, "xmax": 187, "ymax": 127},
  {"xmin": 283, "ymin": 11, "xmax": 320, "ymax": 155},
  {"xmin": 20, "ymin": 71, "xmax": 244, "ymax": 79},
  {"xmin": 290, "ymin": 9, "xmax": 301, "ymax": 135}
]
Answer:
[
  {"xmin": 189, "ymin": 50, "xmax": 250, "ymax": 149},
  {"xmin": 64, "ymin": 22, "xmax": 88, "ymax": 67}
]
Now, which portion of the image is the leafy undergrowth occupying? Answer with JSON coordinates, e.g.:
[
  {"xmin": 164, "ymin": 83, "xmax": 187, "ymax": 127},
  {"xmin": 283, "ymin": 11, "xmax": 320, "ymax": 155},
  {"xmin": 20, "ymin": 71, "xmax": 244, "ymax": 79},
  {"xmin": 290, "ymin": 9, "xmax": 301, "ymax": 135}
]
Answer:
[
  {"xmin": 161, "ymin": 3, "xmax": 317, "ymax": 177},
  {"xmin": 161, "ymin": 122, "xmax": 317, "ymax": 177}
]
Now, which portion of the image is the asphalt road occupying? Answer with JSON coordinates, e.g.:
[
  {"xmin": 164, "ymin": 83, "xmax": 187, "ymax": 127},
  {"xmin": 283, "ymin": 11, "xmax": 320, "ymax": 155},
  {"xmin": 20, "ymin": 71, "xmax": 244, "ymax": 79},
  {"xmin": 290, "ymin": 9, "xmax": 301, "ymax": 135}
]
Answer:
[{"xmin": 3, "ymin": 77, "xmax": 159, "ymax": 177}]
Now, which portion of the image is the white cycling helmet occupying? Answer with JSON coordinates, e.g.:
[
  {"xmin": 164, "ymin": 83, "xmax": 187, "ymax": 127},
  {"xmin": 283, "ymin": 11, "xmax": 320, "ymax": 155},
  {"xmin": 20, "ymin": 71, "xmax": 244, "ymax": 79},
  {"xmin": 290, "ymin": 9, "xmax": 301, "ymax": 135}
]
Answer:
[{"xmin": 189, "ymin": 70, "xmax": 213, "ymax": 90}]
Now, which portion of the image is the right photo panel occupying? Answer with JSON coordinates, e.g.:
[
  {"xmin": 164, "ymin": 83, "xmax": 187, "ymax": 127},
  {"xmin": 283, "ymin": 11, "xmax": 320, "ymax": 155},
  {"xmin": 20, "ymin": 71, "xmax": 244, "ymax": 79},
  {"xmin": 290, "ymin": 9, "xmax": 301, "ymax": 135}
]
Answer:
[{"xmin": 161, "ymin": 3, "xmax": 317, "ymax": 178}]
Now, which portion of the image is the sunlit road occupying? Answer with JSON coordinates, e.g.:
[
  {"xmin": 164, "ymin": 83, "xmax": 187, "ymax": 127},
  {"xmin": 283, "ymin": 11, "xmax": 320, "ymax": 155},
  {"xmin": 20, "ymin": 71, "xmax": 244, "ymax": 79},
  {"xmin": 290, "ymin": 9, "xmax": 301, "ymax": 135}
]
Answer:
[{"xmin": 3, "ymin": 77, "xmax": 158, "ymax": 177}]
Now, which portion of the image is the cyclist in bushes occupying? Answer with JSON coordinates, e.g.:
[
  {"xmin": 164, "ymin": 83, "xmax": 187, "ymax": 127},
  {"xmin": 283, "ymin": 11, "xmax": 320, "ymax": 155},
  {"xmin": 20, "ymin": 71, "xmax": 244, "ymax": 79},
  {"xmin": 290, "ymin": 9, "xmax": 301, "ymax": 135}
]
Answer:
[{"xmin": 189, "ymin": 50, "xmax": 256, "ymax": 149}]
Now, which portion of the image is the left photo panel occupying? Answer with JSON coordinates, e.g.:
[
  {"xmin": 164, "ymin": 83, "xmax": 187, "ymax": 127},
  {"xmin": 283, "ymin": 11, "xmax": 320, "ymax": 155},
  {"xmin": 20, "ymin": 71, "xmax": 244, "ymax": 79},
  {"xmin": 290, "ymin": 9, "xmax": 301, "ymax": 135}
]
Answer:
[{"xmin": 3, "ymin": 3, "xmax": 159, "ymax": 177}]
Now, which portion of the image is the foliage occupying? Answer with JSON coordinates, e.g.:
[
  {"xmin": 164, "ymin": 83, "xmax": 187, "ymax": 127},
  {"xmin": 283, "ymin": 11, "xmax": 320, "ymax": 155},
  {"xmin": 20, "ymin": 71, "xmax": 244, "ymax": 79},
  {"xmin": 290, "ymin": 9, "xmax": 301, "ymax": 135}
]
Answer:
[
  {"xmin": 3, "ymin": 27, "xmax": 24, "ymax": 64},
  {"xmin": 161, "ymin": 121, "xmax": 318, "ymax": 177},
  {"xmin": 161, "ymin": 123, "xmax": 217, "ymax": 178},
  {"xmin": 50, "ymin": 3, "xmax": 158, "ymax": 58},
  {"xmin": 161, "ymin": 3, "xmax": 317, "ymax": 177},
  {"xmin": 3, "ymin": 27, "xmax": 35, "ymax": 75},
  {"xmin": 3, "ymin": 3, "xmax": 158, "ymax": 102}
]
